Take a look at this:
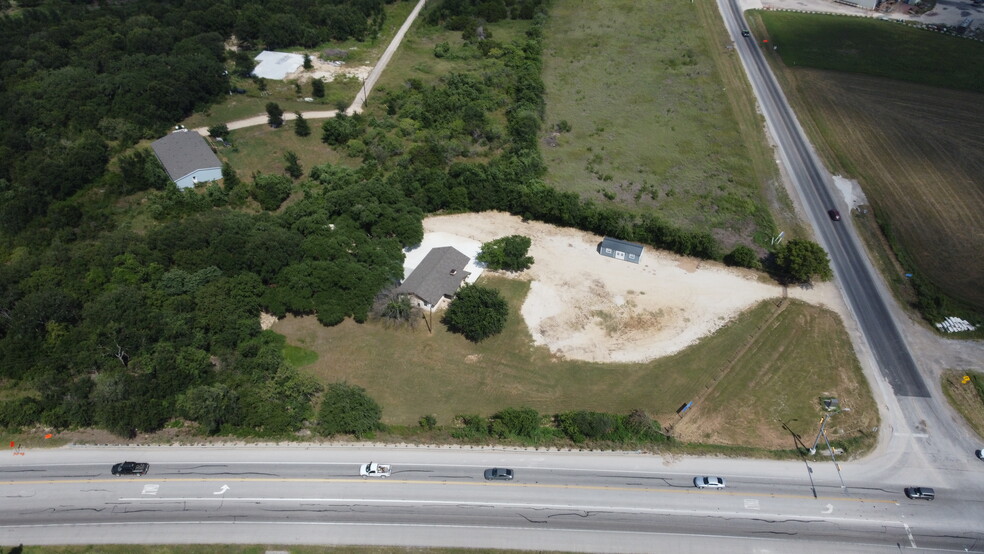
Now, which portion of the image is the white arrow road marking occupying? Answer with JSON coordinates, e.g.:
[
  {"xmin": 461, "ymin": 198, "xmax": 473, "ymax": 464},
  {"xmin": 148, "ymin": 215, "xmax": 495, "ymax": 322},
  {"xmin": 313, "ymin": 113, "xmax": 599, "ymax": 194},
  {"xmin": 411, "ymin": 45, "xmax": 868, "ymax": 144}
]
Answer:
[
  {"xmin": 141, "ymin": 484, "xmax": 159, "ymax": 495},
  {"xmin": 213, "ymin": 485, "xmax": 229, "ymax": 495},
  {"xmin": 821, "ymin": 503, "xmax": 833, "ymax": 514}
]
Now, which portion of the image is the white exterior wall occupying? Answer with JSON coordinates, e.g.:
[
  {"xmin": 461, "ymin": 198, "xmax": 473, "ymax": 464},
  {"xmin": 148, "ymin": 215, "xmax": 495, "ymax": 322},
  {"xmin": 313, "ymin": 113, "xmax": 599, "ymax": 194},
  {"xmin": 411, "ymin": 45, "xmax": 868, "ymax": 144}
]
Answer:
[{"xmin": 175, "ymin": 167, "xmax": 223, "ymax": 189}]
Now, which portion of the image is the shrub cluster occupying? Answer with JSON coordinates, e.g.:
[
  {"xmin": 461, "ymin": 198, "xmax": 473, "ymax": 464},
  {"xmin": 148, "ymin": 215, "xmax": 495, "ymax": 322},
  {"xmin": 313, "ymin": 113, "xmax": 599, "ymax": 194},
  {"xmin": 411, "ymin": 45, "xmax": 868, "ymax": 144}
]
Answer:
[{"xmin": 448, "ymin": 407, "xmax": 672, "ymax": 446}]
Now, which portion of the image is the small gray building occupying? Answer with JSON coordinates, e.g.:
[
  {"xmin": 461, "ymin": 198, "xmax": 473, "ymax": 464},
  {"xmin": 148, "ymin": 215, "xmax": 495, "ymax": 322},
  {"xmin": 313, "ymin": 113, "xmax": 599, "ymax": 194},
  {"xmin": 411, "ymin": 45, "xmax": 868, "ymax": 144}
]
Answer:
[
  {"xmin": 397, "ymin": 246, "xmax": 471, "ymax": 308},
  {"xmin": 599, "ymin": 237, "xmax": 643, "ymax": 264},
  {"xmin": 150, "ymin": 130, "xmax": 223, "ymax": 189},
  {"xmin": 835, "ymin": 0, "xmax": 879, "ymax": 9}
]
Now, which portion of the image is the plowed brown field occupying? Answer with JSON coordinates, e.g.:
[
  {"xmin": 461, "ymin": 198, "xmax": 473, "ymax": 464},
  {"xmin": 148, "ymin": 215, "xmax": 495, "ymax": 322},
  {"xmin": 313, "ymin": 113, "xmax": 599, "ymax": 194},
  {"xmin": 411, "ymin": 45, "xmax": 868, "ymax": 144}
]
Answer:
[{"xmin": 787, "ymin": 68, "xmax": 984, "ymax": 309}]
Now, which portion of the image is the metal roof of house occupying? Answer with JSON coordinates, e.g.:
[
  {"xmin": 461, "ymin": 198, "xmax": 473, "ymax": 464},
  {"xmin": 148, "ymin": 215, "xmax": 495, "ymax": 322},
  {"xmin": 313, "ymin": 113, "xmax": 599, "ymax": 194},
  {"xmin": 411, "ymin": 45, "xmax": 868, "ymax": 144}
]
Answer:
[
  {"xmin": 252, "ymin": 50, "xmax": 305, "ymax": 80},
  {"xmin": 150, "ymin": 130, "xmax": 221, "ymax": 183},
  {"xmin": 397, "ymin": 246, "xmax": 471, "ymax": 306},
  {"xmin": 601, "ymin": 237, "xmax": 644, "ymax": 257}
]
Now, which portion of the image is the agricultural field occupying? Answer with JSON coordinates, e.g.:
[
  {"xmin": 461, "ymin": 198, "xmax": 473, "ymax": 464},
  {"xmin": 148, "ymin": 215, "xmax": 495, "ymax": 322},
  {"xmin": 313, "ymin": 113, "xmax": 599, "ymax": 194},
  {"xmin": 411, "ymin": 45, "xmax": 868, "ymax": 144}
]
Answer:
[
  {"xmin": 539, "ymin": 0, "xmax": 779, "ymax": 245},
  {"xmin": 756, "ymin": 11, "xmax": 984, "ymax": 94},
  {"xmin": 275, "ymin": 274, "xmax": 875, "ymax": 452},
  {"xmin": 749, "ymin": 10, "xmax": 984, "ymax": 314}
]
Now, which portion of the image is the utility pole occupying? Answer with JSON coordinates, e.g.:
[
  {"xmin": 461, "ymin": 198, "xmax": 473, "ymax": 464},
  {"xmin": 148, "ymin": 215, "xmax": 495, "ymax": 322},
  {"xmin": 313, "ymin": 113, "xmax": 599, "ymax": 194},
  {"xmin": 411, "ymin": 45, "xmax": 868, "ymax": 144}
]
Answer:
[
  {"xmin": 821, "ymin": 426, "xmax": 847, "ymax": 492},
  {"xmin": 808, "ymin": 413, "xmax": 830, "ymax": 456}
]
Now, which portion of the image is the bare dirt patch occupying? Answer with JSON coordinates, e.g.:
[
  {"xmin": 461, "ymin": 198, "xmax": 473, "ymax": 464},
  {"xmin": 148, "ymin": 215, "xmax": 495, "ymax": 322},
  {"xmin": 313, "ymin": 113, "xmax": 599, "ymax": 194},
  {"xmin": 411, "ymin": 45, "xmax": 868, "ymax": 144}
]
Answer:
[
  {"xmin": 424, "ymin": 212, "xmax": 845, "ymax": 363},
  {"xmin": 286, "ymin": 55, "xmax": 371, "ymax": 84}
]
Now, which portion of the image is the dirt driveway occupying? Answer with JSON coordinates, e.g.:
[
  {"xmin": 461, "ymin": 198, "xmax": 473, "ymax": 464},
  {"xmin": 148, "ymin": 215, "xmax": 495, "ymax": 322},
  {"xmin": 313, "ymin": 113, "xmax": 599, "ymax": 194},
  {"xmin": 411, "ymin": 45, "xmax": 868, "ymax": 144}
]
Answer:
[{"xmin": 424, "ymin": 212, "xmax": 845, "ymax": 363}]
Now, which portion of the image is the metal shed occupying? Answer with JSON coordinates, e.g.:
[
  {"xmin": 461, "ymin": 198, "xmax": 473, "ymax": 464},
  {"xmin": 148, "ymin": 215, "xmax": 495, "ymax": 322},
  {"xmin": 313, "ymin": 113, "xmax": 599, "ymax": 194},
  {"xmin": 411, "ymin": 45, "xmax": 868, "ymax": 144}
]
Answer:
[{"xmin": 599, "ymin": 237, "xmax": 643, "ymax": 264}]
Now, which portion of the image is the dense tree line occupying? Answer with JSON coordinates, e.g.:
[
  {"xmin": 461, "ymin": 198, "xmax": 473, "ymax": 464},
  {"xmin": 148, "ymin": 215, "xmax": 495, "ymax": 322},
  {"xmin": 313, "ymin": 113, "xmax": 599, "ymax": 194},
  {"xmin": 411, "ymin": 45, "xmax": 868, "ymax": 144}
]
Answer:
[
  {"xmin": 0, "ymin": 0, "xmax": 391, "ymax": 236},
  {"xmin": 0, "ymin": 157, "xmax": 420, "ymax": 435}
]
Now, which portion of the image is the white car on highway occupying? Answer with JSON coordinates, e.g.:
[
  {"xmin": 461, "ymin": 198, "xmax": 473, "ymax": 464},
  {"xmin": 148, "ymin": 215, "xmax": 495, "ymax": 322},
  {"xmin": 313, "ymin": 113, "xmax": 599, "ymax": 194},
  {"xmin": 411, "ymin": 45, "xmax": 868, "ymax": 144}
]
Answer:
[{"xmin": 694, "ymin": 476, "xmax": 726, "ymax": 489}]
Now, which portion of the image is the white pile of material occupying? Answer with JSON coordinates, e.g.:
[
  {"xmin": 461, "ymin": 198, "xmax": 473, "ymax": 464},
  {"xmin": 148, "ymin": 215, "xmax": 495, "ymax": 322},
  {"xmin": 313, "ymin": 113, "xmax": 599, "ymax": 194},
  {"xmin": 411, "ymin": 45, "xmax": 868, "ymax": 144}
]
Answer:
[{"xmin": 935, "ymin": 317, "xmax": 977, "ymax": 333}]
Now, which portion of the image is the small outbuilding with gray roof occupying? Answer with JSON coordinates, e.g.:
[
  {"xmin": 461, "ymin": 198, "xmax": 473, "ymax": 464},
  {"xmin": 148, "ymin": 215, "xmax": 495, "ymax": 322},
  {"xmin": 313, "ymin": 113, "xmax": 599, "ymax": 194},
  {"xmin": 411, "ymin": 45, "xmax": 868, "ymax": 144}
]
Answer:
[
  {"xmin": 150, "ymin": 130, "xmax": 222, "ymax": 189},
  {"xmin": 599, "ymin": 237, "xmax": 643, "ymax": 264},
  {"xmin": 397, "ymin": 246, "xmax": 471, "ymax": 308}
]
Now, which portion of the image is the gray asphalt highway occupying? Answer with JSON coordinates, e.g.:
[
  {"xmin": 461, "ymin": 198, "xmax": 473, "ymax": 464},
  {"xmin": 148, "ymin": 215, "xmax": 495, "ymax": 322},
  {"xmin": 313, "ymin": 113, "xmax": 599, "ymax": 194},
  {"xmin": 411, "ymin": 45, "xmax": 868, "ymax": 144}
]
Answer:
[
  {"xmin": 1, "ymin": 451, "xmax": 981, "ymax": 552},
  {"xmin": 721, "ymin": 0, "xmax": 929, "ymax": 399}
]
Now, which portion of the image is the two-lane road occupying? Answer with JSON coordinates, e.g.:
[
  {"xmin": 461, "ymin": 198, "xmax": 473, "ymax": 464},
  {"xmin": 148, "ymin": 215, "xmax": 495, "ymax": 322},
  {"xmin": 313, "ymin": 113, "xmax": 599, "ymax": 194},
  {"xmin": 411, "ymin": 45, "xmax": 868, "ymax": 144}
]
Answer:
[{"xmin": 720, "ymin": 0, "xmax": 928, "ymax": 400}]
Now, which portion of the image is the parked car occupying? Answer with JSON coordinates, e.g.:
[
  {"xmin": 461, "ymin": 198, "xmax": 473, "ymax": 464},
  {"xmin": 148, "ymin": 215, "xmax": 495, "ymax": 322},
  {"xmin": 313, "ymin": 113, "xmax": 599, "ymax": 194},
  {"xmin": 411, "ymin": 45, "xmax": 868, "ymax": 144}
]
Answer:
[
  {"xmin": 828, "ymin": 209, "xmax": 841, "ymax": 221},
  {"xmin": 111, "ymin": 461, "xmax": 149, "ymax": 476},
  {"xmin": 484, "ymin": 468, "xmax": 514, "ymax": 481},
  {"xmin": 693, "ymin": 476, "xmax": 726, "ymax": 489},
  {"xmin": 904, "ymin": 486, "xmax": 935, "ymax": 500}
]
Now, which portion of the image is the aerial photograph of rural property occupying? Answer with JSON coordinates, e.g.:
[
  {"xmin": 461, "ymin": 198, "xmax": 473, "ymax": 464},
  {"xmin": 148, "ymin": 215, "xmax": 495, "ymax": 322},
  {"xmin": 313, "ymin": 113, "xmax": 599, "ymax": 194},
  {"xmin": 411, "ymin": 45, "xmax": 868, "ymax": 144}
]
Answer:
[{"xmin": 0, "ymin": 0, "xmax": 982, "ymax": 552}]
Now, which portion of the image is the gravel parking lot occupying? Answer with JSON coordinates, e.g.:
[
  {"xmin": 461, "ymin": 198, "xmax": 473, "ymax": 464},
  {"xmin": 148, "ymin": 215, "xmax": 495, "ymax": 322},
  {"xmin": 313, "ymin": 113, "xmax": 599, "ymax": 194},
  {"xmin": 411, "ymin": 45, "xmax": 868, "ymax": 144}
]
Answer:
[{"xmin": 423, "ymin": 212, "xmax": 845, "ymax": 363}]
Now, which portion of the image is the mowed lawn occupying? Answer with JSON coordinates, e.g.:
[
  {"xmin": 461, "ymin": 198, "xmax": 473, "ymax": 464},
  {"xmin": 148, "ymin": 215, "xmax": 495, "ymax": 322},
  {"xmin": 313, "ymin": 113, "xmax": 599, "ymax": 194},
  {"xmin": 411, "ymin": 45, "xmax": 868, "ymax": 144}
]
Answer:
[
  {"xmin": 276, "ymin": 275, "xmax": 875, "ymax": 450},
  {"xmin": 539, "ymin": 0, "xmax": 769, "ymax": 237}
]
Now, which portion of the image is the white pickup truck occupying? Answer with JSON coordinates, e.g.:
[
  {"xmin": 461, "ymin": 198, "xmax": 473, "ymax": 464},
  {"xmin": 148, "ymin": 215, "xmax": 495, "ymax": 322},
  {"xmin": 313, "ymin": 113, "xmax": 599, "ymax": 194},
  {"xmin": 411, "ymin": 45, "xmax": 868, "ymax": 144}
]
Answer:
[{"xmin": 360, "ymin": 462, "xmax": 391, "ymax": 478}]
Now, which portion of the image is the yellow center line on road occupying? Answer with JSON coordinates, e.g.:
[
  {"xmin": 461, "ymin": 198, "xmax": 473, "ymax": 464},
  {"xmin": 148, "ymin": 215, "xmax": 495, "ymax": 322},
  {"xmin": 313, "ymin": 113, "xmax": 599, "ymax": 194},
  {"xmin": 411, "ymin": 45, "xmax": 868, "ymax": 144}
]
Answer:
[{"xmin": 0, "ymin": 477, "xmax": 898, "ymax": 504}]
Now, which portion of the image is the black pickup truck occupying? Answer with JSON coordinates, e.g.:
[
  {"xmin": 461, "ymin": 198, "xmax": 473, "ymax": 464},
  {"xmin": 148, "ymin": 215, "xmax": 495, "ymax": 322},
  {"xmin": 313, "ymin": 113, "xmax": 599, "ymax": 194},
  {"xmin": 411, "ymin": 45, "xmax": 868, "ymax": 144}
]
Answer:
[{"xmin": 111, "ymin": 461, "xmax": 150, "ymax": 476}]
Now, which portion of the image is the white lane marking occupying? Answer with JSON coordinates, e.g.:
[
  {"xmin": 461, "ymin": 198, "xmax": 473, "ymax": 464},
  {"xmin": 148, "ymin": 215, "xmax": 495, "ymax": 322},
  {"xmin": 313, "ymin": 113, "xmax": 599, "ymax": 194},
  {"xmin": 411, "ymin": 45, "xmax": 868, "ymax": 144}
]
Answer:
[
  {"xmin": 743, "ymin": 498, "xmax": 760, "ymax": 510},
  {"xmin": 213, "ymin": 484, "xmax": 229, "ymax": 495},
  {"xmin": 904, "ymin": 523, "xmax": 916, "ymax": 548},
  {"xmin": 118, "ymin": 496, "xmax": 905, "ymax": 526},
  {"xmin": 821, "ymin": 503, "xmax": 833, "ymax": 514},
  {"xmin": 140, "ymin": 484, "xmax": 159, "ymax": 495}
]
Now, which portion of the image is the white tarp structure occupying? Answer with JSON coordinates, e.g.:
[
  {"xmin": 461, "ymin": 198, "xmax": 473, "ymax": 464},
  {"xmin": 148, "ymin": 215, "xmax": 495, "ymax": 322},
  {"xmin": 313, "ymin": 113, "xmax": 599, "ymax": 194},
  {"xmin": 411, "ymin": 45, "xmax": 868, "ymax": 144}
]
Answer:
[{"xmin": 252, "ymin": 50, "xmax": 305, "ymax": 80}]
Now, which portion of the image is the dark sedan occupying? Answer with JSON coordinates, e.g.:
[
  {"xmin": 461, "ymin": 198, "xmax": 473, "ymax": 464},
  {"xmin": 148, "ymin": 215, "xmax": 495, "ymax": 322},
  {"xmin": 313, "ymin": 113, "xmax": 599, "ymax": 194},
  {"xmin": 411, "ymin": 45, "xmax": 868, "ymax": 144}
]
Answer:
[{"xmin": 484, "ymin": 468, "xmax": 514, "ymax": 480}]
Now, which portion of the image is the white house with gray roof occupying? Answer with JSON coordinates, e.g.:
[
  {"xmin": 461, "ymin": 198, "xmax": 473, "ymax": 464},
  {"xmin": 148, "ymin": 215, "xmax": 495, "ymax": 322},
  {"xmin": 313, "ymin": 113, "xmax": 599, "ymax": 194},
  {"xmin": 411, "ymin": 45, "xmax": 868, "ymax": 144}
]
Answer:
[
  {"xmin": 150, "ymin": 130, "xmax": 223, "ymax": 189},
  {"xmin": 397, "ymin": 246, "xmax": 471, "ymax": 308}
]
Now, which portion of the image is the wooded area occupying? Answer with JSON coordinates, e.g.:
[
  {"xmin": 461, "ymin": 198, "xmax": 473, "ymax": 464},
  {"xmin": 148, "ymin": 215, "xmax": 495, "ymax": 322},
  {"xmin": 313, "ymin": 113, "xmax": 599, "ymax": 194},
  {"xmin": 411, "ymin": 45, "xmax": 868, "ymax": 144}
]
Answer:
[{"xmin": 0, "ymin": 0, "xmax": 783, "ymax": 438}]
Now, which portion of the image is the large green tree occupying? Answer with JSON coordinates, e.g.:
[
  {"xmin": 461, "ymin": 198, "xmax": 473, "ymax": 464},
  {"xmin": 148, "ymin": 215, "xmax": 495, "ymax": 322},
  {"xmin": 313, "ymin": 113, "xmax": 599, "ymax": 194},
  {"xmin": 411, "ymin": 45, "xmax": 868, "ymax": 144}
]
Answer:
[
  {"xmin": 317, "ymin": 382, "xmax": 382, "ymax": 437},
  {"xmin": 477, "ymin": 235, "xmax": 534, "ymax": 271},
  {"xmin": 266, "ymin": 102, "xmax": 284, "ymax": 128},
  {"xmin": 774, "ymin": 239, "xmax": 832, "ymax": 283},
  {"xmin": 441, "ymin": 285, "xmax": 508, "ymax": 342}
]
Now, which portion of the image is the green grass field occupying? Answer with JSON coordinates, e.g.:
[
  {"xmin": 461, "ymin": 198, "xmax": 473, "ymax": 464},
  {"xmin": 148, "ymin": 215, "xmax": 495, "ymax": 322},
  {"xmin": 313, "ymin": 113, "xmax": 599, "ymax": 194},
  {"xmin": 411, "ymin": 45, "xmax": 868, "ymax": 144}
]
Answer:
[
  {"xmin": 276, "ymin": 275, "xmax": 875, "ymax": 451},
  {"xmin": 538, "ymin": 0, "xmax": 778, "ymax": 244},
  {"xmin": 941, "ymin": 370, "xmax": 984, "ymax": 440},
  {"xmin": 283, "ymin": 344, "xmax": 319, "ymax": 368},
  {"xmin": 750, "ymin": 13, "xmax": 984, "ymax": 313},
  {"xmin": 756, "ymin": 12, "xmax": 984, "ymax": 94},
  {"xmin": 217, "ymin": 123, "xmax": 354, "ymax": 184}
]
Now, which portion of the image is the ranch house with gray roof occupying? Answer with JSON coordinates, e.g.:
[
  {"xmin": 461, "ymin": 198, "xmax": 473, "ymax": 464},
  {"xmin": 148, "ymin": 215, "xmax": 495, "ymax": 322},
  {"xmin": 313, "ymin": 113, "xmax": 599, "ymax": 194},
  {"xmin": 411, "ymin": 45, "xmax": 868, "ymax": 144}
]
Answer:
[
  {"xmin": 150, "ymin": 130, "xmax": 223, "ymax": 189},
  {"xmin": 397, "ymin": 246, "xmax": 471, "ymax": 308}
]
